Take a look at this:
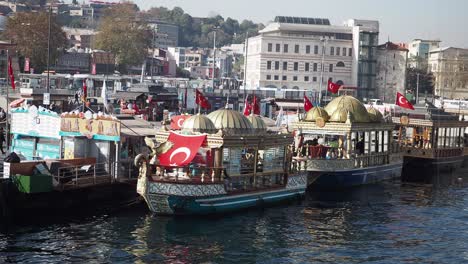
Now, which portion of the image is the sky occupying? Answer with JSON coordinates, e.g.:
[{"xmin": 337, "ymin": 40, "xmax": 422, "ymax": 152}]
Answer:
[{"xmin": 84, "ymin": 0, "xmax": 468, "ymax": 47}]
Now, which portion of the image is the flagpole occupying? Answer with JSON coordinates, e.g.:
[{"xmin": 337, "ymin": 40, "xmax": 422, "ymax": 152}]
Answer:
[{"xmin": 6, "ymin": 49, "xmax": 9, "ymax": 150}]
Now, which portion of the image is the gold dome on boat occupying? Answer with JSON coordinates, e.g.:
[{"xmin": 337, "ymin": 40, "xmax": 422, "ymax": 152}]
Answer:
[
  {"xmin": 247, "ymin": 114, "xmax": 267, "ymax": 132},
  {"xmin": 304, "ymin": 107, "xmax": 329, "ymax": 122},
  {"xmin": 325, "ymin": 95, "xmax": 370, "ymax": 123},
  {"xmin": 207, "ymin": 109, "xmax": 254, "ymax": 134},
  {"xmin": 181, "ymin": 114, "xmax": 217, "ymax": 134},
  {"xmin": 367, "ymin": 107, "xmax": 384, "ymax": 123}
]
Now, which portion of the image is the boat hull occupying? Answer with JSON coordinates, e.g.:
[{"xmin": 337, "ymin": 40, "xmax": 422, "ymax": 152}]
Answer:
[
  {"xmin": 141, "ymin": 173, "xmax": 308, "ymax": 215},
  {"xmin": 402, "ymin": 155, "xmax": 463, "ymax": 182},
  {"xmin": 308, "ymin": 162, "xmax": 402, "ymax": 189}
]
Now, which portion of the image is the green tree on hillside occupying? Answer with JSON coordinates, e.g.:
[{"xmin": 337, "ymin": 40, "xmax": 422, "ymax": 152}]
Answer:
[
  {"xmin": 94, "ymin": 4, "xmax": 151, "ymax": 71},
  {"xmin": 4, "ymin": 11, "xmax": 67, "ymax": 72}
]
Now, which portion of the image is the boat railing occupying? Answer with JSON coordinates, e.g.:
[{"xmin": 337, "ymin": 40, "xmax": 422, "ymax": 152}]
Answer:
[
  {"xmin": 400, "ymin": 146, "xmax": 463, "ymax": 159},
  {"xmin": 296, "ymin": 152, "xmax": 391, "ymax": 171},
  {"xmin": 56, "ymin": 162, "xmax": 112, "ymax": 190},
  {"xmin": 149, "ymin": 165, "xmax": 286, "ymax": 191}
]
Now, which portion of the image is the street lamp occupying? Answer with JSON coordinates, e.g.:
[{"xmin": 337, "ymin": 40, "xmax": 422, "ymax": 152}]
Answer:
[
  {"xmin": 318, "ymin": 36, "xmax": 329, "ymax": 105},
  {"xmin": 211, "ymin": 27, "xmax": 220, "ymax": 89},
  {"xmin": 45, "ymin": 5, "xmax": 52, "ymax": 105},
  {"xmin": 243, "ymin": 32, "xmax": 249, "ymax": 102}
]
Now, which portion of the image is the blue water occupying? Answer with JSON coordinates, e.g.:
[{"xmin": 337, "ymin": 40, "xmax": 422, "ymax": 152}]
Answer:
[{"xmin": 1, "ymin": 173, "xmax": 468, "ymax": 263}]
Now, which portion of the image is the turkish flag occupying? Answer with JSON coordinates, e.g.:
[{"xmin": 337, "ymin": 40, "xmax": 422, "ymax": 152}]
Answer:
[
  {"xmin": 158, "ymin": 132, "xmax": 207, "ymax": 167},
  {"xmin": 8, "ymin": 56, "xmax": 15, "ymax": 90},
  {"xmin": 252, "ymin": 95, "xmax": 260, "ymax": 115},
  {"xmin": 304, "ymin": 93, "xmax": 313, "ymax": 112},
  {"xmin": 395, "ymin": 92, "xmax": 414, "ymax": 110},
  {"xmin": 327, "ymin": 79, "xmax": 341, "ymax": 94},
  {"xmin": 195, "ymin": 89, "xmax": 211, "ymax": 109},
  {"xmin": 170, "ymin": 115, "xmax": 191, "ymax": 130},
  {"xmin": 243, "ymin": 95, "xmax": 251, "ymax": 116}
]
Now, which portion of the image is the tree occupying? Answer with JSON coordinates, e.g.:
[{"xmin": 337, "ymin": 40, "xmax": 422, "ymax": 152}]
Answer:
[
  {"xmin": 4, "ymin": 11, "xmax": 67, "ymax": 72},
  {"xmin": 94, "ymin": 4, "xmax": 151, "ymax": 72},
  {"xmin": 406, "ymin": 68, "xmax": 435, "ymax": 101}
]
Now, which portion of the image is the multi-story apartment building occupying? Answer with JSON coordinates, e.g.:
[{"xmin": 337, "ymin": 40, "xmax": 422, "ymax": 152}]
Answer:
[
  {"xmin": 167, "ymin": 47, "xmax": 186, "ymax": 68},
  {"xmin": 408, "ymin": 39, "xmax": 441, "ymax": 70},
  {"xmin": 246, "ymin": 16, "xmax": 355, "ymax": 98},
  {"xmin": 147, "ymin": 20, "xmax": 179, "ymax": 49},
  {"xmin": 344, "ymin": 19, "xmax": 379, "ymax": 100},
  {"xmin": 375, "ymin": 41, "xmax": 408, "ymax": 103},
  {"xmin": 429, "ymin": 47, "xmax": 468, "ymax": 99}
]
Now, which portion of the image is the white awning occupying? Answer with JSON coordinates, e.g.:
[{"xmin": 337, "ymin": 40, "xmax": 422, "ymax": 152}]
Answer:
[{"xmin": 275, "ymin": 101, "xmax": 304, "ymax": 109}]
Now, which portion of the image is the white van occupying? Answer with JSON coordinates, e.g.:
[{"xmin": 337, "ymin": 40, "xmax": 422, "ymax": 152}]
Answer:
[{"xmin": 369, "ymin": 99, "xmax": 383, "ymax": 105}]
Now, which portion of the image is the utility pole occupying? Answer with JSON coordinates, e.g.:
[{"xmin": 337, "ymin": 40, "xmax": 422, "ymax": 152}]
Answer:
[
  {"xmin": 211, "ymin": 30, "xmax": 216, "ymax": 89},
  {"xmin": 6, "ymin": 49, "xmax": 10, "ymax": 150},
  {"xmin": 416, "ymin": 72, "xmax": 420, "ymax": 104},
  {"xmin": 243, "ymin": 33, "xmax": 249, "ymax": 101},
  {"xmin": 318, "ymin": 37, "xmax": 328, "ymax": 105},
  {"xmin": 45, "ymin": 5, "xmax": 51, "ymax": 105}
]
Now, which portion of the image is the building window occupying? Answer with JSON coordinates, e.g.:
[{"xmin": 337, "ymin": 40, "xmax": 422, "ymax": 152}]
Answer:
[
  {"xmin": 282, "ymin": 75, "xmax": 287, "ymax": 81},
  {"xmin": 295, "ymin": 44, "xmax": 299, "ymax": 53},
  {"xmin": 276, "ymin": 43, "xmax": 280, "ymax": 52},
  {"xmin": 329, "ymin": 64, "xmax": 333, "ymax": 72},
  {"xmin": 294, "ymin": 62, "xmax": 298, "ymax": 71},
  {"xmin": 305, "ymin": 63, "xmax": 310, "ymax": 71},
  {"xmin": 293, "ymin": 76, "xmax": 298, "ymax": 81},
  {"xmin": 313, "ymin": 63, "xmax": 318, "ymax": 72},
  {"xmin": 342, "ymin": 47, "xmax": 346, "ymax": 56},
  {"xmin": 267, "ymin": 61, "xmax": 271, "ymax": 70},
  {"xmin": 304, "ymin": 76, "xmax": 309, "ymax": 82},
  {"xmin": 313, "ymin": 76, "xmax": 317, "ymax": 82},
  {"xmin": 330, "ymin": 47, "xmax": 335, "ymax": 56},
  {"xmin": 283, "ymin": 61, "xmax": 288, "ymax": 70},
  {"xmin": 336, "ymin": 61, "xmax": 345, "ymax": 67},
  {"xmin": 268, "ymin": 43, "xmax": 272, "ymax": 52},
  {"xmin": 349, "ymin": 48, "xmax": 352, "ymax": 56},
  {"xmin": 275, "ymin": 61, "xmax": 280, "ymax": 70},
  {"xmin": 314, "ymin": 45, "xmax": 319, "ymax": 54},
  {"xmin": 284, "ymin": 44, "xmax": 288, "ymax": 53},
  {"xmin": 274, "ymin": 75, "xmax": 279, "ymax": 80},
  {"xmin": 306, "ymin": 45, "xmax": 310, "ymax": 54},
  {"xmin": 336, "ymin": 47, "xmax": 340, "ymax": 56},
  {"xmin": 266, "ymin": 75, "xmax": 271, "ymax": 80}
]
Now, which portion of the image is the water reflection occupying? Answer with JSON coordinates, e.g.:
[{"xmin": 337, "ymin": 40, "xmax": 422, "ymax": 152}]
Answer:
[{"xmin": 1, "ymin": 172, "xmax": 468, "ymax": 263}]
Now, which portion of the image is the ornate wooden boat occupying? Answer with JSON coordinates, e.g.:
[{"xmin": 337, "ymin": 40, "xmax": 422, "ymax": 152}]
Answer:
[
  {"xmin": 135, "ymin": 110, "xmax": 307, "ymax": 215},
  {"xmin": 392, "ymin": 100, "xmax": 468, "ymax": 181},
  {"xmin": 292, "ymin": 95, "xmax": 402, "ymax": 189}
]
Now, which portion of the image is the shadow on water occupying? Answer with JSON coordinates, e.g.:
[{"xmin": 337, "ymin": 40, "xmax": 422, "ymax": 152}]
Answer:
[{"xmin": 1, "ymin": 171, "xmax": 468, "ymax": 263}]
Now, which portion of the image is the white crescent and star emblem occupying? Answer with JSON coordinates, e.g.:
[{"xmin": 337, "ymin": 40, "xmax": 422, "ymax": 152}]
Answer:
[
  {"xmin": 398, "ymin": 96, "xmax": 406, "ymax": 105},
  {"xmin": 169, "ymin": 147, "xmax": 191, "ymax": 166},
  {"xmin": 177, "ymin": 117, "xmax": 185, "ymax": 128}
]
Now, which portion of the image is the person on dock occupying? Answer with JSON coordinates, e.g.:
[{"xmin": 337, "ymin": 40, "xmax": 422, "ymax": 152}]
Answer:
[{"xmin": 0, "ymin": 127, "xmax": 5, "ymax": 154}]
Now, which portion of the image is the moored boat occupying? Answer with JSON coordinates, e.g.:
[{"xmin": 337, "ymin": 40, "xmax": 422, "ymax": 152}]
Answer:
[
  {"xmin": 292, "ymin": 95, "xmax": 402, "ymax": 189},
  {"xmin": 392, "ymin": 100, "xmax": 468, "ymax": 181},
  {"xmin": 135, "ymin": 109, "xmax": 307, "ymax": 215}
]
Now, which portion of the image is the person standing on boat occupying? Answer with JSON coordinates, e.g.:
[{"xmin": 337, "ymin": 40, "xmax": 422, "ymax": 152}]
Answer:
[
  {"xmin": 356, "ymin": 137, "xmax": 365, "ymax": 155},
  {"xmin": 0, "ymin": 127, "xmax": 5, "ymax": 154}
]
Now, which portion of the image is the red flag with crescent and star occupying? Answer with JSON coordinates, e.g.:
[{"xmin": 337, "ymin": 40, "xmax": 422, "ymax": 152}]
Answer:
[
  {"xmin": 243, "ymin": 95, "xmax": 251, "ymax": 116},
  {"xmin": 195, "ymin": 89, "xmax": 211, "ymax": 109},
  {"xmin": 395, "ymin": 92, "xmax": 414, "ymax": 110},
  {"xmin": 252, "ymin": 95, "xmax": 260, "ymax": 115},
  {"xmin": 327, "ymin": 79, "xmax": 341, "ymax": 94},
  {"xmin": 8, "ymin": 56, "xmax": 15, "ymax": 90},
  {"xmin": 304, "ymin": 93, "xmax": 313, "ymax": 112},
  {"xmin": 158, "ymin": 132, "xmax": 207, "ymax": 167},
  {"xmin": 170, "ymin": 115, "xmax": 191, "ymax": 130}
]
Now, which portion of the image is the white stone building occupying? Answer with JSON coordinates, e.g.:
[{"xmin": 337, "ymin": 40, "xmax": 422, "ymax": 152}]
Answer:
[
  {"xmin": 407, "ymin": 39, "xmax": 441, "ymax": 70},
  {"xmin": 375, "ymin": 41, "xmax": 408, "ymax": 103},
  {"xmin": 245, "ymin": 16, "xmax": 355, "ymax": 97},
  {"xmin": 429, "ymin": 47, "xmax": 468, "ymax": 99}
]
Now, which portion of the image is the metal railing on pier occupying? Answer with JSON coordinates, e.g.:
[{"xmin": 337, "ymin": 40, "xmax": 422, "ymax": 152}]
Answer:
[{"xmin": 56, "ymin": 162, "xmax": 112, "ymax": 190}]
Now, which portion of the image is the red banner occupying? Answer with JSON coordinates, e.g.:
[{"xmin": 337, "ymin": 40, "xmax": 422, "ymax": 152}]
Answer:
[
  {"xmin": 24, "ymin": 58, "xmax": 30, "ymax": 72},
  {"xmin": 304, "ymin": 93, "xmax": 313, "ymax": 112},
  {"xmin": 170, "ymin": 115, "xmax": 191, "ymax": 130},
  {"xmin": 158, "ymin": 132, "xmax": 206, "ymax": 167}
]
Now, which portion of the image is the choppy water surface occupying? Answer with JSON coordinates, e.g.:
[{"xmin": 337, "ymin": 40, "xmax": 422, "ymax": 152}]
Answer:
[{"xmin": 2, "ymin": 172, "xmax": 468, "ymax": 263}]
